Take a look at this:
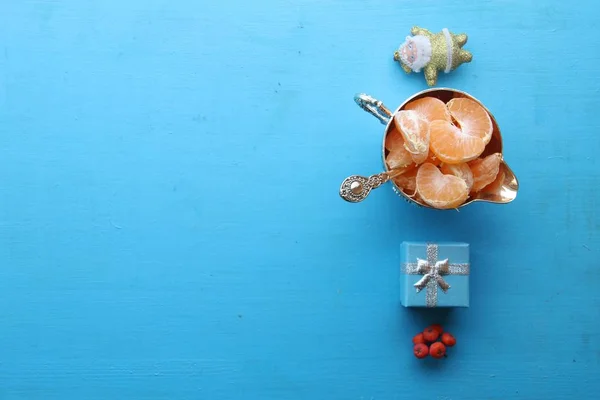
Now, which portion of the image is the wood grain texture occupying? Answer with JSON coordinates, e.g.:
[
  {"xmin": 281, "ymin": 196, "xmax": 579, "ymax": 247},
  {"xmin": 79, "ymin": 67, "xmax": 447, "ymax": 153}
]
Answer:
[{"xmin": 0, "ymin": 0, "xmax": 599, "ymax": 399}]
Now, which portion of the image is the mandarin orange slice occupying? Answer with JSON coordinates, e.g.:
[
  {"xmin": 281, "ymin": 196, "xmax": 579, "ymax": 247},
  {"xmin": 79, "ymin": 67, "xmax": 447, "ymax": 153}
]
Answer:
[
  {"xmin": 393, "ymin": 110, "xmax": 429, "ymax": 163},
  {"xmin": 416, "ymin": 163, "xmax": 469, "ymax": 209},
  {"xmin": 412, "ymin": 191, "xmax": 424, "ymax": 203},
  {"xmin": 410, "ymin": 152, "xmax": 428, "ymax": 165},
  {"xmin": 429, "ymin": 120, "xmax": 486, "ymax": 164},
  {"xmin": 393, "ymin": 166, "xmax": 418, "ymax": 194},
  {"xmin": 482, "ymin": 168, "xmax": 505, "ymax": 194},
  {"xmin": 424, "ymin": 151, "xmax": 441, "ymax": 166},
  {"xmin": 385, "ymin": 128, "xmax": 413, "ymax": 169},
  {"xmin": 446, "ymin": 97, "xmax": 493, "ymax": 145},
  {"xmin": 404, "ymin": 97, "xmax": 451, "ymax": 123},
  {"xmin": 469, "ymin": 153, "xmax": 502, "ymax": 192},
  {"xmin": 440, "ymin": 162, "xmax": 474, "ymax": 192}
]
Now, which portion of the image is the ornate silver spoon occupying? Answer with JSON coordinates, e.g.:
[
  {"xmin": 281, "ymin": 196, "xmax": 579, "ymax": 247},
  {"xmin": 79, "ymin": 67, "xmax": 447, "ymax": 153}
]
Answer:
[{"xmin": 339, "ymin": 169, "xmax": 407, "ymax": 203}]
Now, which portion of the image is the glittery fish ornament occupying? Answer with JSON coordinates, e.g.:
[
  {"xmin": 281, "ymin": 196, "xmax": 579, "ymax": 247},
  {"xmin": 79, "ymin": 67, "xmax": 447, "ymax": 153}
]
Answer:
[{"xmin": 394, "ymin": 26, "xmax": 472, "ymax": 86}]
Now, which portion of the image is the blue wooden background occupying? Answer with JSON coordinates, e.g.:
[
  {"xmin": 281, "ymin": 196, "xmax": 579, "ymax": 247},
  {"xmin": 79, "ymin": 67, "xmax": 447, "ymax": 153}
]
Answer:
[{"xmin": 1, "ymin": 1, "xmax": 599, "ymax": 399}]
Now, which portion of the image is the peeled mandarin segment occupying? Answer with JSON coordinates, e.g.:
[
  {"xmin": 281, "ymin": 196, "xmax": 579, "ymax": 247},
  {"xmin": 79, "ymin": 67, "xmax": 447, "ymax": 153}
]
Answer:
[
  {"xmin": 412, "ymin": 191, "xmax": 424, "ymax": 203},
  {"xmin": 410, "ymin": 151, "xmax": 428, "ymax": 165},
  {"xmin": 429, "ymin": 120, "xmax": 485, "ymax": 164},
  {"xmin": 411, "ymin": 148, "xmax": 438, "ymax": 166},
  {"xmin": 424, "ymin": 151, "xmax": 441, "ymax": 166},
  {"xmin": 446, "ymin": 97, "xmax": 493, "ymax": 145},
  {"xmin": 385, "ymin": 128, "xmax": 403, "ymax": 151},
  {"xmin": 393, "ymin": 167, "xmax": 418, "ymax": 194},
  {"xmin": 482, "ymin": 168, "xmax": 506, "ymax": 194},
  {"xmin": 385, "ymin": 129, "xmax": 413, "ymax": 169},
  {"xmin": 416, "ymin": 163, "xmax": 469, "ymax": 209},
  {"xmin": 387, "ymin": 147, "xmax": 413, "ymax": 169},
  {"xmin": 440, "ymin": 163, "xmax": 474, "ymax": 192},
  {"xmin": 393, "ymin": 110, "xmax": 430, "ymax": 161},
  {"xmin": 404, "ymin": 97, "xmax": 451, "ymax": 123},
  {"xmin": 469, "ymin": 153, "xmax": 502, "ymax": 192}
]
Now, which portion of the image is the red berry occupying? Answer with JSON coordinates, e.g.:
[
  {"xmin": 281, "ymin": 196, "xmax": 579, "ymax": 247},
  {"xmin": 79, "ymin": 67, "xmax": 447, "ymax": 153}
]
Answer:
[
  {"xmin": 412, "ymin": 333, "xmax": 425, "ymax": 345},
  {"xmin": 422, "ymin": 326, "xmax": 440, "ymax": 342},
  {"xmin": 429, "ymin": 342, "xmax": 446, "ymax": 359},
  {"xmin": 430, "ymin": 324, "xmax": 444, "ymax": 335},
  {"xmin": 441, "ymin": 332, "xmax": 456, "ymax": 347},
  {"xmin": 413, "ymin": 343, "xmax": 429, "ymax": 359}
]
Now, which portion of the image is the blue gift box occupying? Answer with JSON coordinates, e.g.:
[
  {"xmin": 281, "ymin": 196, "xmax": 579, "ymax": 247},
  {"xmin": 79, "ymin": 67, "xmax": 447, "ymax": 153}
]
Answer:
[{"xmin": 400, "ymin": 242, "xmax": 470, "ymax": 308}]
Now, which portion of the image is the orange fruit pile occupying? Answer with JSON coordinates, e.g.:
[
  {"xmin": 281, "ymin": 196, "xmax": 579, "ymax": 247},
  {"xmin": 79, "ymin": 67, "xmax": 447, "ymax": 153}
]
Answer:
[{"xmin": 385, "ymin": 96, "xmax": 503, "ymax": 209}]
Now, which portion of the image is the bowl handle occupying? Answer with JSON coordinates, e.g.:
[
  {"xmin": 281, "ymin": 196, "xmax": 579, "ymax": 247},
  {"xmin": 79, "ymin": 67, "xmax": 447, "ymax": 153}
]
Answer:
[{"xmin": 354, "ymin": 94, "xmax": 393, "ymax": 125}]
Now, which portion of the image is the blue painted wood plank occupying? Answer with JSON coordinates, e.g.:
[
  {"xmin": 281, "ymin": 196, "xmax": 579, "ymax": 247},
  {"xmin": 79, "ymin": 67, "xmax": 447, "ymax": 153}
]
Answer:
[{"xmin": 0, "ymin": 0, "xmax": 599, "ymax": 399}]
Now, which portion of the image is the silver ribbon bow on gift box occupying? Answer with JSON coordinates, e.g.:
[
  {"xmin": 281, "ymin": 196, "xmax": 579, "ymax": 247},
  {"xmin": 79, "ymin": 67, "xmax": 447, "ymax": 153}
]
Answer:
[{"xmin": 403, "ymin": 243, "xmax": 470, "ymax": 307}]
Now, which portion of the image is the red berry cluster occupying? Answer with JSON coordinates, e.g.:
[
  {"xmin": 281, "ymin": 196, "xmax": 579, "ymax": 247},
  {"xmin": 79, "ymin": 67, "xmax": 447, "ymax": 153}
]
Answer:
[{"xmin": 413, "ymin": 324, "xmax": 456, "ymax": 359}]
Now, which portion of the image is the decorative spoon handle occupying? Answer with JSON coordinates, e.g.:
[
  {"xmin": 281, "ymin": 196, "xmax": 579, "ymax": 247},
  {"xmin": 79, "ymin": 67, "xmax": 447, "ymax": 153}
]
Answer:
[{"xmin": 339, "ymin": 169, "xmax": 405, "ymax": 203}]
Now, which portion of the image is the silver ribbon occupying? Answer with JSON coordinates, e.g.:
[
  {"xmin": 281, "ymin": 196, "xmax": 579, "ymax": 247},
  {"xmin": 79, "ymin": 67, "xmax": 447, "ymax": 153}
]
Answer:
[{"xmin": 403, "ymin": 243, "xmax": 469, "ymax": 307}]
